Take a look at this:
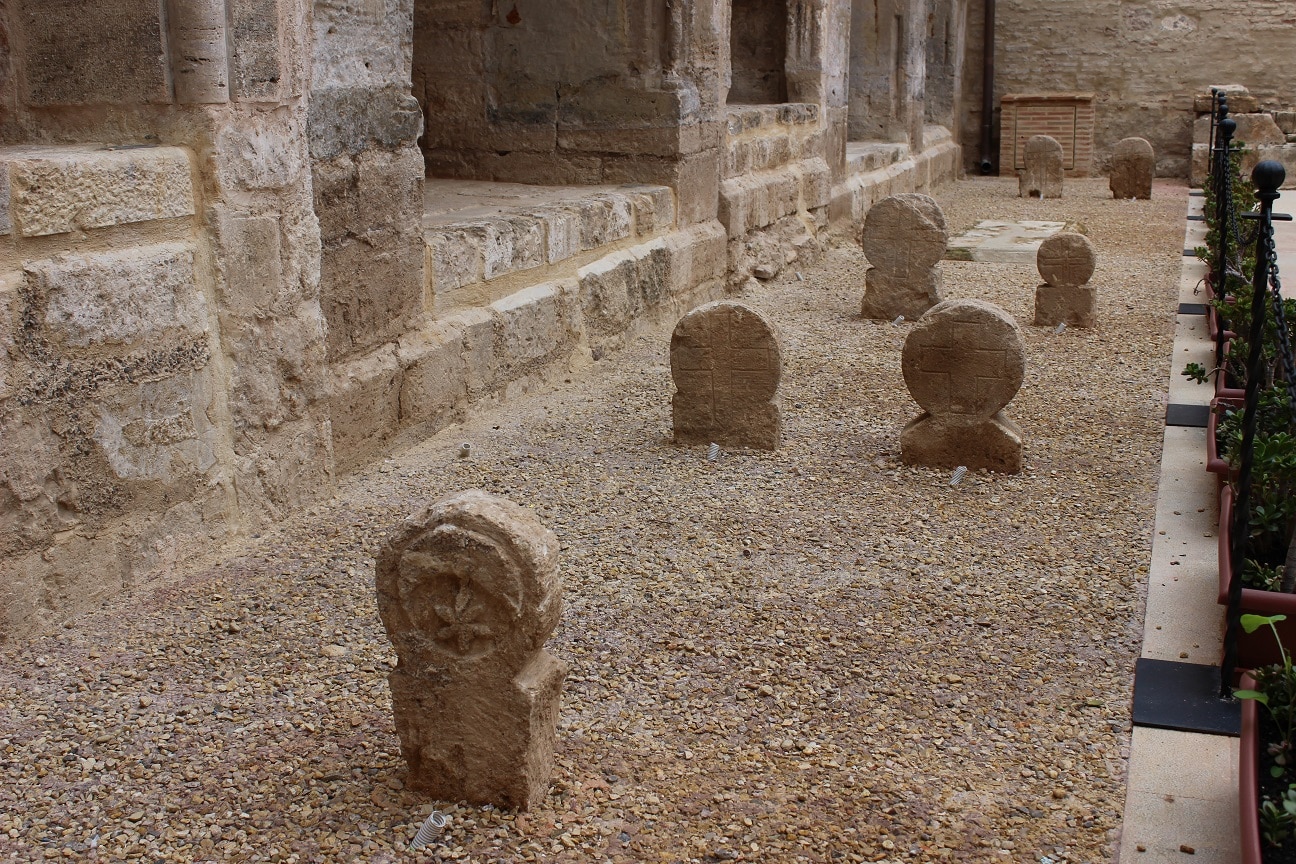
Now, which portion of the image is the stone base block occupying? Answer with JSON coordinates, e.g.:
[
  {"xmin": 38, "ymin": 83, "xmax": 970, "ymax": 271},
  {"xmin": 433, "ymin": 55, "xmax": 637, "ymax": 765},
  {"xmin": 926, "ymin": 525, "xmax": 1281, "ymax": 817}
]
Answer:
[
  {"xmin": 672, "ymin": 396, "xmax": 781, "ymax": 451},
  {"xmin": 390, "ymin": 651, "xmax": 566, "ymax": 810},
  {"xmin": 861, "ymin": 269, "xmax": 941, "ymax": 321},
  {"xmin": 901, "ymin": 411, "xmax": 1023, "ymax": 474},
  {"xmin": 1034, "ymin": 282, "xmax": 1097, "ymax": 328}
]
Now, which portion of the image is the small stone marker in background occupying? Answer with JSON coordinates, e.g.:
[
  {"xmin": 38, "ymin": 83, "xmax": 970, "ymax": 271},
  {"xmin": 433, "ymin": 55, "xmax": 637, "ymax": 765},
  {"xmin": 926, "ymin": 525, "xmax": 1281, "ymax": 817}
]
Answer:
[
  {"xmin": 1034, "ymin": 232, "xmax": 1098, "ymax": 328},
  {"xmin": 901, "ymin": 299, "xmax": 1026, "ymax": 473},
  {"xmin": 860, "ymin": 193, "xmax": 948, "ymax": 321},
  {"xmin": 1020, "ymin": 135, "xmax": 1064, "ymax": 199},
  {"xmin": 376, "ymin": 489, "xmax": 565, "ymax": 810},
  {"xmin": 1110, "ymin": 137, "xmax": 1154, "ymax": 200},
  {"xmin": 671, "ymin": 300, "xmax": 782, "ymax": 450}
]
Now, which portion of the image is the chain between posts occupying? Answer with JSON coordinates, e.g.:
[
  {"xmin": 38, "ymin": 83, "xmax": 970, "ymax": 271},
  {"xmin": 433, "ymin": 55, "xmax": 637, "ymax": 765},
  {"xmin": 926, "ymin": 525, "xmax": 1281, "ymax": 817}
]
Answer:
[{"xmin": 1221, "ymin": 160, "xmax": 1289, "ymax": 698}]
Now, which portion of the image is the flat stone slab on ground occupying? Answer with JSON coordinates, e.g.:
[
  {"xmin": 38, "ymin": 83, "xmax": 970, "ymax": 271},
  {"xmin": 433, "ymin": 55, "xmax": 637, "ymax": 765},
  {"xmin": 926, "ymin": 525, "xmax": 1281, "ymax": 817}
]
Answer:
[{"xmin": 945, "ymin": 219, "xmax": 1068, "ymax": 263}]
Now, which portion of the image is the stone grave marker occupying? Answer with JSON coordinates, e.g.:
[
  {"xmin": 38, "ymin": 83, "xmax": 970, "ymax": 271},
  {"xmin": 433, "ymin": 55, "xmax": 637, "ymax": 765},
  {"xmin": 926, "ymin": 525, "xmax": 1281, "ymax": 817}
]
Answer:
[
  {"xmin": 860, "ymin": 193, "xmax": 948, "ymax": 320},
  {"xmin": 671, "ymin": 300, "xmax": 782, "ymax": 450},
  {"xmin": 1020, "ymin": 135, "xmax": 1064, "ymax": 199},
  {"xmin": 900, "ymin": 299, "xmax": 1026, "ymax": 473},
  {"xmin": 1034, "ymin": 232, "xmax": 1097, "ymax": 328},
  {"xmin": 1110, "ymin": 137, "xmax": 1154, "ymax": 200},
  {"xmin": 376, "ymin": 489, "xmax": 565, "ymax": 810}
]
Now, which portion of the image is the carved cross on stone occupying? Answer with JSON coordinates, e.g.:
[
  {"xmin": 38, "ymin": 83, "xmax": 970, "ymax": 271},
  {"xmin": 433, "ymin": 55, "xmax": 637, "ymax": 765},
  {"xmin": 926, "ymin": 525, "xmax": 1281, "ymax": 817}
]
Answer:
[{"xmin": 900, "ymin": 299, "xmax": 1026, "ymax": 473}]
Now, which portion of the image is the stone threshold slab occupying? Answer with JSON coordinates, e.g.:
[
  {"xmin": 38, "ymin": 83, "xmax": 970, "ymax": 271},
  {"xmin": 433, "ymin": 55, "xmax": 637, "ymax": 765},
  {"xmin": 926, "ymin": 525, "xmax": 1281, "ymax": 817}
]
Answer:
[{"xmin": 944, "ymin": 219, "xmax": 1069, "ymax": 263}]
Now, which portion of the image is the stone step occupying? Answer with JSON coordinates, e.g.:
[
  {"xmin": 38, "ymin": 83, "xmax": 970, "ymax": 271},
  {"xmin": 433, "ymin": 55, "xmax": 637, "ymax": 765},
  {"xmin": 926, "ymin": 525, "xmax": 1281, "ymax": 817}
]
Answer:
[{"xmin": 422, "ymin": 179, "xmax": 676, "ymax": 315}]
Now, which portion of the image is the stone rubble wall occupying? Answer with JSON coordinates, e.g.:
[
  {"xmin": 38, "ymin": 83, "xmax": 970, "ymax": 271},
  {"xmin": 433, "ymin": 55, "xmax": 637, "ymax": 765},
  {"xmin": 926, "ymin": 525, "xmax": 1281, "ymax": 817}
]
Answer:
[{"xmin": 960, "ymin": 0, "xmax": 1296, "ymax": 178}]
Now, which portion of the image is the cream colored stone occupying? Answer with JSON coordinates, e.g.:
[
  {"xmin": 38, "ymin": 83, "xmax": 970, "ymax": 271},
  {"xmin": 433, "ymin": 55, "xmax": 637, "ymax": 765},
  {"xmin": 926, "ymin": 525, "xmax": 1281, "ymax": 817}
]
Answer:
[
  {"xmin": 1035, "ymin": 282, "xmax": 1098, "ymax": 329},
  {"xmin": 1020, "ymin": 135, "xmax": 1063, "ymax": 199},
  {"xmin": 376, "ymin": 489, "xmax": 565, "ymax": 810},
  {"xmin": 32, "ymin": 243, "xmax": 206, "ymax": 349},
  {"xmin": 1110, "ymin": 137, "xmax": 1154, "ymax": 199},
  {"xmin": 6, "ymin": 146, "xmax": 195, "ymax": 237},
  {"xmin": 1036, "ymin": 232, "xmax": 1096, "ymax": 287},
  {"xmin": 671, "ymin": 300, "xmax": 782, "ymax": 450},
  {"xmin": 901, "ymin": 299, "xmax": 1026, "ymax": 473},
  {"xmin": 860, "ymin": 193, "xmax": 947, "ymax": 321}
]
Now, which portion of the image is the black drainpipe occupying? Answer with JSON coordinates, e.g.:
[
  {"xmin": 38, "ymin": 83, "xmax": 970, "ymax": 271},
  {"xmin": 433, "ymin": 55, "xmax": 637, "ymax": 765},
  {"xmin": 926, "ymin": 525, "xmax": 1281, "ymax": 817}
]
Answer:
[{"xmin": 978, "ymin": 0, "xmax": 996, "ymax": 174}]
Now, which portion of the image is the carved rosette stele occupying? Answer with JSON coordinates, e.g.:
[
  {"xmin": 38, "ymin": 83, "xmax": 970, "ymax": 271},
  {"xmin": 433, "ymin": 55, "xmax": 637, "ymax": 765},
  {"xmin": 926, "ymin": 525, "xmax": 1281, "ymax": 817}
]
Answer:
[{"xmin": 376, "ymin": 489, "xmax": 564, "ymax": 810}]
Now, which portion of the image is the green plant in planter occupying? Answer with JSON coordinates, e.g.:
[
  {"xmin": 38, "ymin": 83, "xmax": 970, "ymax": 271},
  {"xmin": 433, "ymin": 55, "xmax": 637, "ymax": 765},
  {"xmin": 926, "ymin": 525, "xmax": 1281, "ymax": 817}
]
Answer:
[
  {"xmin": 1237, "ymin": 614, "xmax": 1296, "ymax": 776},
  {"xmin": 1238, "ymin": 614, "xmax": 1296, "ymax": 849},
  {"xmin": 1216, "ymin": 387, "xmax": 1296, "ymax": 589},
  {"xmin": 1262, "ymin": 783, "xmax": 1296, "ymax": 847}
]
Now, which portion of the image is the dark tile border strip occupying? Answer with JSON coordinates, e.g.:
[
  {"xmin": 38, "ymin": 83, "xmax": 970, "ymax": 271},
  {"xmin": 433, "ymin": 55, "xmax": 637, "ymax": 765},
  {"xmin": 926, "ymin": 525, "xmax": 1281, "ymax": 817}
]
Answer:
[
  {"xmin": 1132, "ymin": 657, "xmax": 1240, "ymax": 736},
  {"xmin": 1166, "ymin": 403, "xmax": 1210, "ymax": 427}
]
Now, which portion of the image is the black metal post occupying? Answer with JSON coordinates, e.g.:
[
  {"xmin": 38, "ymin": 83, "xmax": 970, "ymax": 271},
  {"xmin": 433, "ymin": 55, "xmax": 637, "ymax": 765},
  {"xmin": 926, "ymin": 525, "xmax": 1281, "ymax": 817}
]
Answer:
[{"xmin": 1221, "ymin": 160, "xmax": 1286, "ymax": 696}]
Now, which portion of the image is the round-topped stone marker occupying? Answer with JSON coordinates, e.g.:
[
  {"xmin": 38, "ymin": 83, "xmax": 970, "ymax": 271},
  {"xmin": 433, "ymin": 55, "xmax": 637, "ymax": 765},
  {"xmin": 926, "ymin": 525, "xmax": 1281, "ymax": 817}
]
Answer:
[
  {"xmin": 902, "ymin": 299, "xmax": 1026, "ymax": 422},
  {"xmin": 861, "ymin": 193, "xmax": 948, "ymax": 279},
  {"xmin": 1036, "ymin": 232, "xmax": 1095, "ymax": 287}
]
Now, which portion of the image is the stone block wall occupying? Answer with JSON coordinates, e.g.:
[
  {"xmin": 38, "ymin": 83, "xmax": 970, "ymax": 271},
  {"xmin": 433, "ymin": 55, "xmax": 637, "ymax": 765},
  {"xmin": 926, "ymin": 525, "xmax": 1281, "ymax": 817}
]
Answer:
[
  {"xmin": 961, "ymin": 0, "xmax": 1296, "ymax": 177},
  {"xmin": 0, "ymin": 0, "xmax": 971, "ymax": 640},
  {"xmin": 0, "ymin": 145, "xmax": 238, "ymax": 639}
]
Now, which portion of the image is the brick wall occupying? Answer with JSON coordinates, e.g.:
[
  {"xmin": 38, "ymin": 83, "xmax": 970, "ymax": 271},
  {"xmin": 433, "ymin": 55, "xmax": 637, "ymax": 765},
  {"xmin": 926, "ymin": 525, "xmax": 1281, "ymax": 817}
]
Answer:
[{"xmin": 999, "ymin": 93, "xmax": 1094, "ymax": 176}]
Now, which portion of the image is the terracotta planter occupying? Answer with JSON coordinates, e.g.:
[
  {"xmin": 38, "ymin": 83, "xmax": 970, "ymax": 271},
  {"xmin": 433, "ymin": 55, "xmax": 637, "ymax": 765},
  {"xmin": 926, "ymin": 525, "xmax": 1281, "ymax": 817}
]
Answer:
[
  {"xmin": 1240, "ymin": 672, "xmax": 1262, "ymax": 864},
  {"xmin": 1218, "ymin": 487, "xmax": 1296, "ymax": 668}
]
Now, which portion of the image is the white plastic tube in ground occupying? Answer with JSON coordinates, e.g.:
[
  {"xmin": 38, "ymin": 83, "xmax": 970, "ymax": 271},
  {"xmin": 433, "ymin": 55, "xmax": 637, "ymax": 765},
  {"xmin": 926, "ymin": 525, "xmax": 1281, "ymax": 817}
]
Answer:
[{"xmin": 409, "ymin": 811, "xmax": 449, "ymax": 851}]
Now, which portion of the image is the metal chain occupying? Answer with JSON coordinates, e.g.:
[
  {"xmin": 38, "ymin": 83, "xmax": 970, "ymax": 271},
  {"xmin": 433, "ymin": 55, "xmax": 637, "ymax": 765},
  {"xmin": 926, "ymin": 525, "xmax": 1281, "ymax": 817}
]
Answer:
[{"xmin": 1261, "ymin": 222, "xmax": 1296, "ymax": 426}]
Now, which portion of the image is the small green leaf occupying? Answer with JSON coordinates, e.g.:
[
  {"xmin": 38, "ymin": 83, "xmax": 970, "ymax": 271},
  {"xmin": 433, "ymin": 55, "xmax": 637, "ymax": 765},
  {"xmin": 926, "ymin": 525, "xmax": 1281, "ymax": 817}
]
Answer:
[
  {"xmin": 1274, "ymin": 765, "xmax": 1285, "ymax": 778},
  {"xmin": 1242, "ymin": 613, "xmax": 1287, "ymax": 633},
  {"xmin": 1235, "ymin": 689, "xmax": 1270, "ymax": 705}
]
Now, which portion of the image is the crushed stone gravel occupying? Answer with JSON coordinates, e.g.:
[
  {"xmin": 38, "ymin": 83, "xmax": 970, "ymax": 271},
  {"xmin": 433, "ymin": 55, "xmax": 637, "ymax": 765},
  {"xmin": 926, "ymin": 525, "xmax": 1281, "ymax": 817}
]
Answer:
[{"xmin": 0, "ymin": 177, "xmax": 1188, "ymax": 863}]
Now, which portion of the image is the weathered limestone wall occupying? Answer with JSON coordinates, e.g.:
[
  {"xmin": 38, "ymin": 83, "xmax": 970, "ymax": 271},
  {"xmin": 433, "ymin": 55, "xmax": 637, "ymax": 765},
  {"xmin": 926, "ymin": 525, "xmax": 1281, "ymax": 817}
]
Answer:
[
  {"xmin": 412, "ymin": 0, "xmax": 727, "ymax": 226},
  {"xmin": 0, "ymin": 0, "xmax": 332, "ymax": 640},
  {"xmin": 925, "ymin": 0, "xmax": 967, "ymax": 136},
  {"xmin": 960, "ymin": 0, "xmax": 1296, "ymax": 177},
  {"xmin": 847, "ymin": 0, "xmax": 927, "ymax": 149}
]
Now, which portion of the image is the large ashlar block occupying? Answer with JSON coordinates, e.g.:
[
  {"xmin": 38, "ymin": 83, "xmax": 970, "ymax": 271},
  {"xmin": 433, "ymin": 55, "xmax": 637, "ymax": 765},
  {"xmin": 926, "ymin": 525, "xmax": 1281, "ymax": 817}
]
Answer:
[
  {"xmin": 377, "ymin": 490, "xmax": 565, "ymax": 810},
  {"xmin": 6, "ymin": 146, "xmax": 196, "ymax": 237},
  {"xmin": 329, "ymin": 345, "xmax": 403, "ymax": 474},
  {"xmin": 169, "ymin": 0, "xmax": 231, "ymax": 104},
  {"xmin": 577, "ymin": 251, "xmax": 639, "ymax": 336},
  {"xmin": 397, "ymin": 322, "xmax": 469, "ymax": 431},
  {"xmin": 216, "ymin": 213, "xmax": 282, "ymax": 316},
  {"xmin": 92, "ymin": 370, "xmax": 222, "ymax": 482},
  {"xmin": 19, "ymin": 0, "xmax": 170, "ymax": 106},
  {"xmin": 231, "ymin": 0, "xmax": 285, "ymax": 102},
  {"xmin": 490, "ymin": 281, "xmax": 581, "ymax": 376},
  {"xmin": 30, "ymin": 243, "xmax": 207, "ymax": 349}
]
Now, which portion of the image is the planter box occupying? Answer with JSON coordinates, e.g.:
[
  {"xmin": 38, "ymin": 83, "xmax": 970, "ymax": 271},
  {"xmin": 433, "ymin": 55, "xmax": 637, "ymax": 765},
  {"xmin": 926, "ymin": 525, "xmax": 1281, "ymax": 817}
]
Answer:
[
  {"xmin": 1218, "ymin": 487, "xmax": 1296, "ymax": 668},
  {"xmin": 1241, "ymin": 672, "xmax": 1262, "ymax": 864}
]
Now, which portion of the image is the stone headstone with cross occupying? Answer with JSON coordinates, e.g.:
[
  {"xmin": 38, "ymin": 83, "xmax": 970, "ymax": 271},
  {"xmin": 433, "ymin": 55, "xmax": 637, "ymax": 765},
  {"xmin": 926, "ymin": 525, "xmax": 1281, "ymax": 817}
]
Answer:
[
  {"xmin": 376, "ymin": 489, "xmax": 565, "ymax": 810},
  {"xmin": 671, "ymin": 300, "xmax": 782, "ymax": 450},
  {"xmin": 900, "ymin": 299, "xmax": 1026, "ymax": 473},
  {"xmin": 1110, "ymin": 137, "xmax": 1154, "ymax": 200},
  {"xmin": 1020, "ymin": 135, "xmax": 1064, "ymax": 199},
  {"xmin": 860, "ymin": 193, "xmax": 948, "ymax": 320},
  {"xmin": 1034, "ymin": 232, "xmax": 1097, "ymax": 328}
]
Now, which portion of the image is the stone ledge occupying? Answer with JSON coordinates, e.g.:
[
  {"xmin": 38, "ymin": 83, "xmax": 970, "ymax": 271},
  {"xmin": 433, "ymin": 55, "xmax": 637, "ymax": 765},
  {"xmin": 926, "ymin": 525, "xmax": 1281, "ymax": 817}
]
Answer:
[
  {"xmin": 829, "ymin": 137, "xmax": 963, "ymax": 229},
  {"xmin": 424, "ymin": 180, "xmax": 676, "ymax": 312},
  {"xmin": 3, "ymin": 145, "xmax": 195, "ymax": 238}
]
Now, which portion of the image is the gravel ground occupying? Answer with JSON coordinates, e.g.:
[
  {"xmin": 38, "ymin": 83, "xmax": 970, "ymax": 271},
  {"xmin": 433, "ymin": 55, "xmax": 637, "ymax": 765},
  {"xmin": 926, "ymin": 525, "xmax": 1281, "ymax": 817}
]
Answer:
[{"xmin": 0, "ymin": 176, "xmax": 1188, "ymax": 863}]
